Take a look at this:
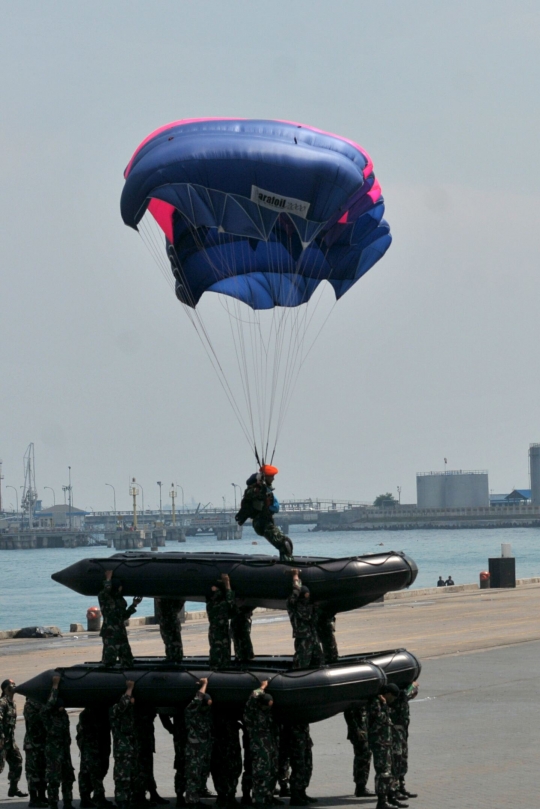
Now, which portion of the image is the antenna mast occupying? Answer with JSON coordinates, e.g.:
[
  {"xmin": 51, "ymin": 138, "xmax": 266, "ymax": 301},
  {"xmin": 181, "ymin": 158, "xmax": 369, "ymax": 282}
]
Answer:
[{"xmin": 21, "ymin": 443, "xmax": 38, "ymax": 529}]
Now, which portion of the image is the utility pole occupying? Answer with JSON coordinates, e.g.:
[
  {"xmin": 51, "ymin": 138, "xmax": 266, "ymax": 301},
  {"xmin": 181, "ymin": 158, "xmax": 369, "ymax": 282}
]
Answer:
[
  {"xmin": 231, "ymin": 482, "xmax": 240, "ymax": 511},
  {"xmin": 157, "ymin": 481, "xmax": 163, "ymax": 520},
  {"xmin": 0, "ymin": 459, "xmax": 3, "ymax": 513},
  {"xmin": 170, "ymin": 484, "xmax": 176, "ymax": 526},
  {"xmin": 68, "ymin": 466, "xmax": 72, "ymax": 531},
  {"xmin": 397, "ymin": 486, "xmax": 402, "ymax": 505},
  {"xmin": 130, "ymin": 478, "xmax": 138, "ymax": 529},
  {"xmin": 105, "ymin": 483, "xmax": 116, "ymax": 515}
]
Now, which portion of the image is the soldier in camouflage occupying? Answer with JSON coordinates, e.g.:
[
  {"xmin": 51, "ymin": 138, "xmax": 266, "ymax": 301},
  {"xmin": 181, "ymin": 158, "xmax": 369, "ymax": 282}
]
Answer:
[
  {"xmin": 43, "ymin": 675, "xmax": 75, "ymax": 809},
  {"xmin": 24, "ymin": 697, "xmax": 48, "ymax": 807},
  {"xmin": 343, "ymin": 703, "xmax": 374, "ymax": 798},
  {"xmin": 235, "ymin": 466, "xmax": 293, "ymax": 561},
  {"xmin": 184, "ymin": 678, "xmax": 213, "ymax": 809},
  {"xmin": 210, "ymin": 708, "xmax": 242, "ymax": 809},
  {"xmin": 243, "ymin": 680, "xmax": 279, "ymax": 809},
  {"xmin": 276, "ymin": 724, "xmax": 291, "ymax": 798},
  {"xmin": 76, "ymin": 707, "xmax": 111, "ymax": 808},
  {"xmin": 206, "ymin": 574, "xmax": 236, "ymax": 669},
  {"xmin": 0, "ymin": 679, "xmax": 27, "ymax": 799},
  {"xmin": 388, "ymin": 683, "xmax": 418, "ymax": 802},
  {"xmin": 286, "ymin": 723, "xmax": 316, "ymax": 807},
  {"xmin": 287, "ymin": 571, "xmax": 324, "ymax": 670},
  {"xmin": 367, "ymin": 685, "xmax": 408, "ymax": 809},
  {"xmin": 98, "ymin": 569, "xmax": 143, "ymax": 667},
  {"xmin": 160, "ymin": 711, "xmax": 187, "ymax": 808},
  {"xmin": 109, "ymin": 680, "xmax": 138, "ymax": 809},
  {"xmin": 314, "ymin": 611, "xmax": 338, "ymax": 664},
  {"xmin": 134, "ymin": 704, "xmax": 169, "ymax": 807},
  {"xmin": 231, "ymin": 606, "xmax": 254, "ymax": 663},
  {"xmin": 156, "ymin": 597, "xmax": 185, "ymax": 663}
]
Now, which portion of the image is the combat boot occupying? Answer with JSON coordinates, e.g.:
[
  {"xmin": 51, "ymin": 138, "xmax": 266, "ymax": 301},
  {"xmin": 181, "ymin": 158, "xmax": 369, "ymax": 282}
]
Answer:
[
  {"xmin": 48, "ymin": 803, "xmax": 58, "ymax": 809},
  {"xmin": 288, "ymin": 794, "xmax": 309, "ymax": 807},
  {"xmin": 387, "ymin": 795, "xmax": 408, "ymax": 809},
  {"xmin": 9, "ymin": 784, "xmax": 29, "ymax": 798},
  {"xmin": 149, "ymin": 790, "xmax": 170, "ymax": 806},
  {"xmin": 376, "ymin": 802, "xmax": 392, "ymax": 809},
  {"xmin": 398, "ymin": 785, "xmax": 418, "ymax": 800},
  {"xmin": 175, "ymin": 798, "xmax": 186, "ymax": 808},
  {"xmin": 38, "ymin": 786, "xmax": 48, "ymax": 806},
  {"xmin": 272, "ymin": 799, "xmax": 284, "ymax": 806},
  {"xmin": 63, "ymin": 800, "xmax": 74, "ymax": 809},
  {"xmin": 241, "ymin": 793, "xmax": 252, "ymax": 806},
  {"xmin": 80, "ymin": 795, "xmax": 97, "ymax": 808},
  {"xmin": 28, "ymin": 789, "xmax": 49, "ymax": 808},
  {"xmin": 278, "ymin": 782, "xmax": 290, "ymax": 798},
  {"xmin": 355, "ymin": 785, "xmax": 375, "ymax": 797},
  {"xmin": 301, "ymin": 793, "xmax": 317, "ymax": 804}
]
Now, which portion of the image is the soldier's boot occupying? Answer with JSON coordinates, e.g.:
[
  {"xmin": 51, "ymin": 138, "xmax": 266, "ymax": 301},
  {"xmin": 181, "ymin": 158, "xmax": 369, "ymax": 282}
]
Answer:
[
  {"xmin": 355, "ymin": 784, "xmax": 375, "ymax": 797},
  {"xmin": 272, "ymin": 799, "xmax": 284, "ymax": 806},
  {"xmin": 29, "ymin": 789, "xmax": 49, "ymax": 808},
  {"xmin": 301, "ymin": 793, "xmax": 317, "ymax": 804},
  {"xmin": 80, "ymin": 795, "xmax": 97, "ymax": 808},
  {"xmin": 63, "ymin": 800, "xmax": 74, "ymax": 809},
  {"xmin": 278, "ymin": 782, "xmax": 290, "ymax": 798},
  {"xmin": 149, "ymin": 789, "xmax": 170, "ymax": 805},
  {"xmin": 398, "ymin": 783, "xmax": 417, "ymax": 800},
  {"xmin": 288, "ymin": 794, "xmax": 309, "ymax": 807},
  {"xmin": 200, "ymin": 787, "xmax": 214, "ymax": 798},
  {"xmin": 38, "ymin": 786, "xmax": 48, "ymax": 806},
  {"xmin": 9, "ymin": 783, "xmax": 29, "ymax": 798},
  {"xmin": 387, "ymin": 795, "xmax": 408, "ymax": 809},
  {"xmin": 175, "ymin": 798, "xmax": 186, "ymax": 808},
  {"xmin": 241, "ymin": 792, "xmax": 253, "ymax": 806},
  {"xmin": 376, "ymin": 801, "xmax": 392, "ymax": 809}
]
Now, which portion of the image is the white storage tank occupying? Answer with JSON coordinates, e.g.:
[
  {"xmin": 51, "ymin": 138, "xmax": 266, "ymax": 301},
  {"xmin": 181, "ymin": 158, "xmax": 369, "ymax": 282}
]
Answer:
[{"xmin": 416, "ymin": 470, "xmax": 489, "ymax": 509}]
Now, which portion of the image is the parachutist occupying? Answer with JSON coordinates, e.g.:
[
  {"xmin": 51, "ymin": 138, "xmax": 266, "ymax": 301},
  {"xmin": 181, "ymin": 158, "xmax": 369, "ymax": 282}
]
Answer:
[{"xmin": 235, "ymin": 465, "xmax": 294, "ymax": 561}]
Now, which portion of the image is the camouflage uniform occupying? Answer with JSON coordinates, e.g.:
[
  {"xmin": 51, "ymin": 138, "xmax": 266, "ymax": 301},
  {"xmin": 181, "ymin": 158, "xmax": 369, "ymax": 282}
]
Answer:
[
  {"xmin": 231, "ymin": 607, "xmax": 254, "ymax": 663},
  {"xmin": 277, "ymin": 725, "xmax": 291, "ymax": 794},
  {"xmin": 184, "ymin": 693, "xmax": 213, "ymax": 806},
  {"xmin": 98, "ymin": 579, "xmax": 138, "ymax": 667},
  {"xmin": 287, "ymin": 724, "xmax": 313, "ymax": 797},
  {"xmin": 287, "ymin": 582, "xmax": 324, "ymax": 670},
  {"xmin": 43, "ymin": 688, "xmax": 75, "ymax": 805},
  {"xmin": 160, "ymin": 713, "xmax": 187, "ymax": 801},
  {"xmin": 388, "ymin": 690, "xmax": 411, "ymax": 792},
  {"xmin": 76, "ymin": 708, "xmax": 110, "ymax": 806},
  {"xmin": 210, "ymin": 709, "xmax": 242, "ymax": 806},
  {"xmin": 156, "ymin": 598, "xmax": 185, "ymax": 663},
  {"xmin": 243, "ymin": 690, "xmax": 278, "ymax": 807},
  {"xmin": 0, "ymin": 693, "xmax": 23, "ymax": 790},
  {"xmin": 236, "ymin": 480, "xmax": 293, "ymax": 561},
  {"xmin": 315, "ymin": 611, "xmax": 338, "ymax": 664},
  {"xmin": 366, "ymin": 696, "xmax": 393, "ymax": 802},
  {"xmin": 23, "ymin": 699, "xmax": 47, "ymax": 798},
  {"xmin": 344, "ymin": 704, "xmax": 371, "ymax": 793},
  {"xmin": 206, "ymin": 588, "xmax": 236, "ymax": 669},
  {"xmin": 109, "ymin": 694, "xmax": 138, "ymax": 807},
  {"xmin": 134, "ymin": 705, "xmax": 158, "ymax": 801}
]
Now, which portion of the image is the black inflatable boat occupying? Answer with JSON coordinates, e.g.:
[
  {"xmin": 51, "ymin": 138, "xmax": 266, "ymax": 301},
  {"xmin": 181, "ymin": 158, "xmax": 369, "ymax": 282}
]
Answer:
[
  {"xmin": 16, "ymin": 649, "xmax": 420, "ymax": 724},
  {"xmin": 52, "ymin": 551, "xmax": 418, "ymax": 613}
]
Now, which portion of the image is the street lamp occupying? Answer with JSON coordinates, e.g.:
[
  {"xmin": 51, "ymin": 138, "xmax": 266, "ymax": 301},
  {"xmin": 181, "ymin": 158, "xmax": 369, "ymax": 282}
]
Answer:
[
  {"xmin": 157, "ymin": 481, "xmax": 163, "ymax": 520},
  {"xmin": 397, "ymin": 486, "xmax": 402, "ymax": 505},
  {"xmin": 138, "ymin": 483, "xmax": 145, "ymax": 517},
  {"xmin": 105, "ymin": 483, "xmax": 117, "ymax": 514},
  {"xmin": 222, "ymin": 496, "xmax": 226, "ymax": 511},
  {"xmin": 44, "ymin": 486, "xmax": 56, "ymax": 506},
  {"xmin": 231, "ymin": 483, "xmax": 240, "ymax": 510},
  {"xmin": 177, "ymin": 484, "xmax": 185, "ymax": 511}
]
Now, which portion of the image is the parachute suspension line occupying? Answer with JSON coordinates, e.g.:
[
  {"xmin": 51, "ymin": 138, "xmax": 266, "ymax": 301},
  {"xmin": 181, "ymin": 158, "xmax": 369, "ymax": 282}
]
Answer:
[{"xmin": 160, "ymin": 229, "xmax": 256, "ymax": 452}]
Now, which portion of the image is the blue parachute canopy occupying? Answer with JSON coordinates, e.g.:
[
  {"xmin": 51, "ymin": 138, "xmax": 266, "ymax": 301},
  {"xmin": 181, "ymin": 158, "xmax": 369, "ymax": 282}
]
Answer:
[{"xmin": 121, "ymin": 119, "xmax": 391, "ymax": 310}]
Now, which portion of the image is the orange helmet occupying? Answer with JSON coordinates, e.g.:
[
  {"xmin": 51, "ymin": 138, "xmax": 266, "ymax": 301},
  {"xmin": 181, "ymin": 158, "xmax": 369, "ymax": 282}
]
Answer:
[{"xmin": 260, "ymin": 464, "xmax": 279, "ymax": 477}]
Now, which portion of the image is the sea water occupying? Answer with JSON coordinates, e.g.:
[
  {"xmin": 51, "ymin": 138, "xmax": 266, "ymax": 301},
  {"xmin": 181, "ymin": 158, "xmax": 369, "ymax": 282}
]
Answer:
[{"xmin": 1, "ymin": 524, "xmax": 539, "ymax": 631}]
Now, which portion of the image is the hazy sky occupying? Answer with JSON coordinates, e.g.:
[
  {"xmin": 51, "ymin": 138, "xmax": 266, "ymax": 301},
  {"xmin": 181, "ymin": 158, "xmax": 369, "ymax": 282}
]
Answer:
[{"xmin": 1, "ymin": 1, "xmax": 540, "ymax": 512}]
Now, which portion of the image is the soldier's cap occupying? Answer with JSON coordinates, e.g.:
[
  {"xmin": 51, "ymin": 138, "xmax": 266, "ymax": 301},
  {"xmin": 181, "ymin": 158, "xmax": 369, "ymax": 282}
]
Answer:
[
  {"xmin": 380, "ymin": 683, "xmax": 400, "ymax": 696},
  {"xmin": 260, "ymin": 464, "xmax": 279, "ymax": 477},
  {"xmin": 201, "ymin": 693, "xmax": 212, "ymax": 705},
  {"xmin": 110, "ymin": 577, "xmax": 123, "ymax": 592},
  {"xmin": 261, "ymin": 693, "xmax": 274, "ymax": 706},
  {"xmin": 1, "ymin": 679, "xmax": 12, "ymax": 693},
  {"xmin": 55, "ymin": 697, "xmax": 65, "ymax": 709},
  {"xmin": 300, "ymin": 585, "xmax": 310, "ymax": 596}
]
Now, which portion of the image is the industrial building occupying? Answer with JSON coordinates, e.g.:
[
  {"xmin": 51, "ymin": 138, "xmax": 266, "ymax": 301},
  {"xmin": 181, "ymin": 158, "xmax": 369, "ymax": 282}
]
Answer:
[
  {"xmin": 529, "ymin": 444, "xmax": 540, "ymax": 505},
  {"xmin": 416, "ymin": 470, "xmax": 489, "ymax": 509}
]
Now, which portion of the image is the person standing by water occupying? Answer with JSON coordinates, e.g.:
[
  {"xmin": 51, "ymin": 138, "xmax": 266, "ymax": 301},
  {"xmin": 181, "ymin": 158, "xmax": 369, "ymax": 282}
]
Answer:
[
  {"xmin": 156, "ymin": 598, "xmax": 185, "ymax": 663},
  {"xmin": 206, "ymin": 574, "xmax": 236, "ymax": 669},
  {"xmin": 287, "ymin": 570, "xmax": 324, "ymax": 669},
  {"xmin": 0, "ymin": 679, "xmax": 27, "ymax": 799},
  {"xmin": 43, "ymin": 675, "xmax": 75, "ymax": 809},
  {"xmin": 98, "ymin": 570, "xmax": 143, "ymax": 667}
]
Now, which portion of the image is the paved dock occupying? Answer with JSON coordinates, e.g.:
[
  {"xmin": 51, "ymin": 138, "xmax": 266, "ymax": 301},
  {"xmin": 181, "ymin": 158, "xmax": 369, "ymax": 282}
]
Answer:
[{"xmin": 1, "ymin": 584, "xmax": 539, "ymax": 809}]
